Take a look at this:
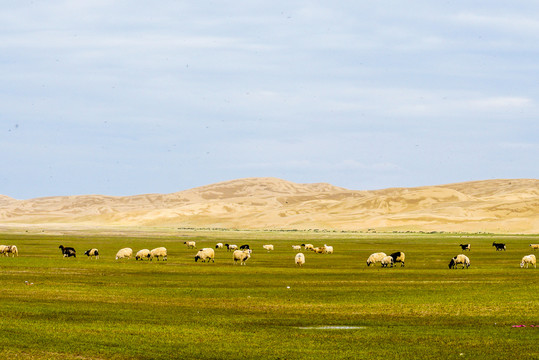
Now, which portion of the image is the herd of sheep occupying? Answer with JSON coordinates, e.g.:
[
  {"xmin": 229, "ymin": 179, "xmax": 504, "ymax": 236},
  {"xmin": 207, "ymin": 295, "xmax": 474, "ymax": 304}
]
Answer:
[
  {"xmin": 1, "ymin": 241, "xmax": 538, "ymax": 269},
  {"xmin": 55, "ymin": 245, "xmax": 169, "ymax": 261},
  {"xmin": 365, "ymin": 243, "xmax": 537, "ymax": 269}
]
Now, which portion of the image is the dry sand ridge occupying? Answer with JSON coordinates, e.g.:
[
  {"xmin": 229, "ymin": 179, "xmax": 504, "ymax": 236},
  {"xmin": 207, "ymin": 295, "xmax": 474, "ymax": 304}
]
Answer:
[{"xmin": 1, "ymin": 177, "xmax": 538, "ymax": 233}]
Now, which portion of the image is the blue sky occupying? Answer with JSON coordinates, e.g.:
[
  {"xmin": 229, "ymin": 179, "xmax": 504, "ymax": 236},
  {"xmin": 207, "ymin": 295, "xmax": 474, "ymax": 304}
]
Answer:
[{"xmin": 1, "ymin": 1, "xmax": 538, "ymax": 199}]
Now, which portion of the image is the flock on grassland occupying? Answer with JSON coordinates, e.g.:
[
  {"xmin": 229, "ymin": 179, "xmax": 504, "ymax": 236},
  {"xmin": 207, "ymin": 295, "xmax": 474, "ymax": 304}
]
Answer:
[{"xmin": 1, "ymin": 241, "xmax": 538, "ymax": 269}]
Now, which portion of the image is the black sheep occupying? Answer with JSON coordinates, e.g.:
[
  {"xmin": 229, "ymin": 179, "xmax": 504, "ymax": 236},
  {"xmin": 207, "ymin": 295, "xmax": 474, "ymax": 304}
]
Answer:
[
  {"xmin": 389, "ymin": 251, "xmax": 405, "ymax": 267},
  {"xmin": 459, "ymin": 244, "xmax": 471, "ymax": 251},
  {"xmin": 59, "ymin": 245, "xmax": 76, "ymax": 258}
]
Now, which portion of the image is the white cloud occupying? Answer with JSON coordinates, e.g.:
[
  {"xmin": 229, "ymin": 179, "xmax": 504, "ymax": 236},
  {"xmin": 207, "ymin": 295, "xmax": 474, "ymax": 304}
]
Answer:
[
  {"xmin": 467, "ymin": 97, "xmax": 532, "ymax": 110},
  {"xmin": 455, "ymin": 12, "xmax": 539, "ymax": 34},
  {"xmin": 226, "ymin": 159, "xmax": 401, "ymax": 173},
  {"xmin": 500, "ymin": 142, "xmax": 539, "ymax": 150}
]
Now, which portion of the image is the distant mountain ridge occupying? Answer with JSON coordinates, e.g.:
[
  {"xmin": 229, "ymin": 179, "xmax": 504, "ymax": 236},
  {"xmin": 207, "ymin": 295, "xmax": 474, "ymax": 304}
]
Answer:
[{"xmin": 1, "ymin": 177, "xmax": 538, "ymax": 233}]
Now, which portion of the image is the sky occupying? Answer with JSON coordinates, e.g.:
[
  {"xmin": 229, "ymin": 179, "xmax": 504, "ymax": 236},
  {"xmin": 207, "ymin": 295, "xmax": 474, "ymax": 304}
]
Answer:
[{"xmin": 1, "ymin": 1, "xmax": 538, "ymax": 199}]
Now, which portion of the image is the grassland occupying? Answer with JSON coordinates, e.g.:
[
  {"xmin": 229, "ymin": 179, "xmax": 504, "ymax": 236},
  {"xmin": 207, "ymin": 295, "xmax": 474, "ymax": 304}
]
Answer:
[{"xmin": 0, "ymin": 230, "xmax": 538, "ymax": 359}]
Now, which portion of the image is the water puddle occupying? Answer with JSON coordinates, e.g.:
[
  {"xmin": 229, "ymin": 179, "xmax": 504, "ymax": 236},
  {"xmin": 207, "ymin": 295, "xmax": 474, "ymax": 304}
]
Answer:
[{"xmin": 297, "ymin": 326, "xmax": 366, "ymax": 330}]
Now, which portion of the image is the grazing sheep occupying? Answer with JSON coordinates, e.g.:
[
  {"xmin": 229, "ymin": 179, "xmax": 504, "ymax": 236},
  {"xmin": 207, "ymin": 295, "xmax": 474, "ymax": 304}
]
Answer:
[
  {"xmin": 263, "ymin": 244, "xmax": 274, "ymax": 251},
  {"xmin": 10, "ymin": 245, "xmax": 18, "ymax": 257},
  {"xmin": 312, "ymin": 247, "xmax": 325, "ymax": 254},
  {"xmin": 323, "ymin": 244, "xmax": 334, "ymax": 254},
  {"xmin": 150, "ymin": 247, "xmax": 168, "ymax": 261},
  {"xmin": 135, "ymin": 249, "xmax": 151, "ymax": 261},
  {"xmin": 2, "ymin": 245, "xmax": 18, "ymax": 257},
  {"xmin": 239, "ymin": 244, "xmax": 250, "ymax": 250},
  {"xmin": 366, "ymin": 252, "xmax": 387, "ymax": 266},
  {"xmin": 195, "ymin": 248, "xmax": 215, "ymax": 263},
  {"xmin": 0, "ymin": 245, "xmax": 6, "ymax": 255},
  {"xmin": 215, "ymin": 243, "xmax": 224, "ymax": 249},
  {"xmin": 184, "ymin": 241, "xmax": 196, "ymax": 249},
  {"xmin": 459, "ymin": 244, "xmax": 471, "ymax": 251},
  {"xmin": 530, "ymin": 244, "xmax": 539, "ymax": 251},
  {"xmin": 225, "ymin": 244, "xmax": 238, "ymax": 251},
  {"xmin": 492, "ymin": 242, "xmax": 506, "ymax": 251},
  {"xmin": 390, "ymin": 252, "xmax": 406, "ymax": 267},
  {"xmin": 59, "ymin": 245, "xmax": 76, "ymax": 258},
  {"xmin": 520, "ymin": 254, "xmax": 536, "ymax": 269},
  {"xmin": 449, "ymin": 254, "xmax": 470, "ymax": 269},
  {"xmin": 83, "ymin": 248, "xmax": 99, "ymax": 259},
  {"xmin": 115, "ymin": 248, "xmax": 133, "ymax": 260},
  {"xmin": 301, "ymin": 244, "xmax": 314, "ymax": 251},
  {"xmin": 380, "ymin": 256, "xmax": 394, "ymax": 268},
  {"xmin": 292, "ymin": 245, "xmax": 301, "ymax": 251},
  {"xmin": 295, "ymin": 253, "xmax": 305, "ymax": 266},
  {"xmin": 233, "ymin": 249, "xmax": 251, "ymax": 265}
]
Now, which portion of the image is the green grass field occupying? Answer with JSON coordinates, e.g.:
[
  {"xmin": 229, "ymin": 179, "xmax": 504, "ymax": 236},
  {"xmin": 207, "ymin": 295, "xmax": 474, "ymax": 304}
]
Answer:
[{"xmin": 0, "ymin": 230, "xmax": 537, "ymax": 359}]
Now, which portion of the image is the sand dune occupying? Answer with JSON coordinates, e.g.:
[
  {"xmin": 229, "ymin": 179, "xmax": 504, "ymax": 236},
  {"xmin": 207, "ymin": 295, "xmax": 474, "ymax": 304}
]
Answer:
[{"xmin": 1, "ymin": 177, "xmax": 538, "ymax": 233}]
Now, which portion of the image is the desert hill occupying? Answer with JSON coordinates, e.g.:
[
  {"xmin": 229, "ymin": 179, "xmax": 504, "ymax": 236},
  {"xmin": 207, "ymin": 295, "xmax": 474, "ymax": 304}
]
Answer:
[{"xmin": 1, "ymin": 177, "xmax": 538, "ymax": 233}]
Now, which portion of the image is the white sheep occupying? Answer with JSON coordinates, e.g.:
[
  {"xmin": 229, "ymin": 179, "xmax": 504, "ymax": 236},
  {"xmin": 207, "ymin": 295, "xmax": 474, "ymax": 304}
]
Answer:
[
  {"xmin": 301, "ymin": 243, "xmax": 314, "ymax": 251},
  {"xmin": 135, "ymin": 249, "xmax": 151, "ymax": 261},
  {"xmin": 233, "ymin": 249, "xmax": 251, "ymax": 265},
  {"xmin": 150, "ymin": 247, "xmax": 168, "ymax": 261},
  {"xmin": 530, "ymin": 244, "xmax": 539, "ymax": 251},
  {"xmin": 520, "ymin": 254, "xmax": 536, "ymax": 269},
  {"xmin": 292, "ymin": 245, "xmax": 301, "ymax": 251},
  {"xmin": 263, "ymin": 244, "xmax": 274, "ymax": 251},
  {"xmin": 381, "ymin": 256, "xmax": 394, "ymax": 268},
  {"xmin": 195, "ymin": 248, "xmax": 215, "ymax": 263},
  {"xmin": 366, "ymin": 252, "xmax": 387, "ymax": 266},
  {"xmin": 449, "ymin": 254, "xmax": 470, "ymax": 269},
  {"xmin": 184, "ymin": 241, "xmax": 196, "ymax": 249},
  {"xmin": 115, "ymin": 248, "xmax": 133, "ymax": 260},
  {"xmin": 323, "ymin": 244, "xmax": 333, "ymax": 254},
  {"xmin": 3, "ymin": 245, "xmax": 18, "ymax": 257},
  {"xmin": 84, "ymin": 248, "xmax": 99, "ymax": 259},
  {"xmin": 295, "ymin": 253, "xmax": 305, "ymax": 266},
  {"xmin": 225, "ymin": 244, "xmax": 238, "ymax": 251},
  {"xmin": 215, "ymin": 243, "xmax": 224, "ymax": 249},
  {"xmin": 0, "ymin": 245, "xmax": 19, "ymax": 257}
]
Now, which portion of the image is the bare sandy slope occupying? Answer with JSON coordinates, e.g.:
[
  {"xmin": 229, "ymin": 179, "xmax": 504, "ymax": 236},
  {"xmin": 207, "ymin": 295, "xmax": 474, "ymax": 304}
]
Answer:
[{"xmin": 1, "ymin": 177, "xmax": 538, "ymax": 233}]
